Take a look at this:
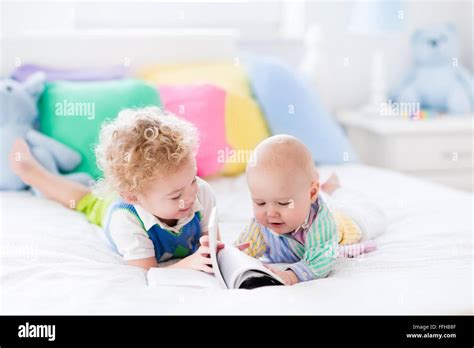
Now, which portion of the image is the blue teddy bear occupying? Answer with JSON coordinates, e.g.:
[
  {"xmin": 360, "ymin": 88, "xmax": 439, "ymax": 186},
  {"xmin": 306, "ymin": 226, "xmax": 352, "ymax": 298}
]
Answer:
[
  {"xmin": 0, "ymin": 72, "xmax": 93, "ymax": 193},
  {"xmin": 391, "ymin": 23, "xmax": 473, "ymax": 114}
]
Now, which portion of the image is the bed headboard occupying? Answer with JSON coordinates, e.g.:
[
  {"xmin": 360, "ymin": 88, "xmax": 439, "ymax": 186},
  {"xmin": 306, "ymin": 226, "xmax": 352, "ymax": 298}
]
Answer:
[{"xmin": 0, "ymin": 29, "xmax": 239, "ymax": 76}]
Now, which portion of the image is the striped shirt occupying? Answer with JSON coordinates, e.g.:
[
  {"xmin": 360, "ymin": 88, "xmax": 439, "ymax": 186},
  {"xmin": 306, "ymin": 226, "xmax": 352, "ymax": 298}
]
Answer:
[{"xmin": 235, "ymin": 196, "xmax": 338, "ymax": 282}]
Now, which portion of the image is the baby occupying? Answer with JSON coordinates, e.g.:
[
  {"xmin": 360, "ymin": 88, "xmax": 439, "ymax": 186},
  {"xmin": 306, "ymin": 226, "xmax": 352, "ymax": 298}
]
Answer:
[
  {"xmin": 235, "ymin": 135, "xmax": 384, "ymax": 285},
  {"xmin": 9, "ymin": 107, "xmax": 240, "ymax": 271}
]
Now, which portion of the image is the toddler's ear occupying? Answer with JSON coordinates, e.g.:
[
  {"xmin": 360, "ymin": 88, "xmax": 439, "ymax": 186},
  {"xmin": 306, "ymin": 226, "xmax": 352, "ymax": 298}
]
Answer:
[
  {"xmin": 310, "ymin": 180, "xmax": 320, "ymax": 203},
  {"xmin": 121, "ymin": 191, "xmax": 139, "ymax": 205}
]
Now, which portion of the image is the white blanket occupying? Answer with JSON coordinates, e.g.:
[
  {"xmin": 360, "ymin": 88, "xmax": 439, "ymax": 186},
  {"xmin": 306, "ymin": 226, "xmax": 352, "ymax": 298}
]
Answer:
[{"xmin": 0, "ymin": 164, "xmax": 472, "ymax": 314}]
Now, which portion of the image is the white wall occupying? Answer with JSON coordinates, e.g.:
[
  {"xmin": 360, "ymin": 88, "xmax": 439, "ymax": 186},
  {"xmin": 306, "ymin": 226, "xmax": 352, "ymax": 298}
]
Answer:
[{"xmin": 1, "ymin": 0, "xmax": 472, "ymax": 114}]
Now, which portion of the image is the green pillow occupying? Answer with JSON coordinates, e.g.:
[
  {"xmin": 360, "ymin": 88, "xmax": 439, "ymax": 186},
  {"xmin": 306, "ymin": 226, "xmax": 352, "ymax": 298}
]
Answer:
[{"xmin": 39, "ymin": 79, "xmax": 161, "ymax": 179}]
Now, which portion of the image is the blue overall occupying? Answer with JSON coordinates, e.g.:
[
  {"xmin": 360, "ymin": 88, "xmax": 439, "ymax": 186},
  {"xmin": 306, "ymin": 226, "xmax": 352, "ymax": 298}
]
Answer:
[{"xmin": 104, "ymin": 200, "xmax": 202, "ymax": 262}]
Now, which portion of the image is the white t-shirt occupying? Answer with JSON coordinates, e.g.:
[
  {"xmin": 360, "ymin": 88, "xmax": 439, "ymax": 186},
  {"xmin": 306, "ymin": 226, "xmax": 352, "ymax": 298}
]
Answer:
[{"xmin": 105, "ymin": 177, "xmax": 216, "ymax": 261}]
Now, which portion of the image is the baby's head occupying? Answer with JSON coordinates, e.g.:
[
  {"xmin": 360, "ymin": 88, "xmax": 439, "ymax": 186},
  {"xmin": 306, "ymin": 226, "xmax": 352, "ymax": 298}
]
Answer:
[
  {"xmin": 246, "ymin": 134, "xmax": 319, "ymax": 234},
  {"xmin": 95, "ymin": 106, "xmax": 199, "ymax": 221}
]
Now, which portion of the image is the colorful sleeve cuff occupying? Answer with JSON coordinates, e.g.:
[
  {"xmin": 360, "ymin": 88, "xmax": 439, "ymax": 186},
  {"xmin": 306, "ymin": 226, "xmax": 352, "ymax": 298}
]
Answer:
[{"xmin": 287, "ymin": 260, "xmax": 315, "ymax": 282}]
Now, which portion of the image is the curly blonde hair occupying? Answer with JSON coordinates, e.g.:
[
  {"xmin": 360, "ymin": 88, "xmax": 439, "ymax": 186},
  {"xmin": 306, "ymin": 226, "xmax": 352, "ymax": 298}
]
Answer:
[{"xmin": 95, "ymin": 106, "xmax": 199, "ymax": 194}]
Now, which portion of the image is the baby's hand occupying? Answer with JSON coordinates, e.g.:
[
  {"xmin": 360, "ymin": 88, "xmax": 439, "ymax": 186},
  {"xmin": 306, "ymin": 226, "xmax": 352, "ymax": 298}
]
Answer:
[
  {"xmin": 264, "ymin": 264, "xmax": 299, "ymax": 286},
  {"xmin": 235, "ymin": 242, "xmax": 250, "ymax": 251}
]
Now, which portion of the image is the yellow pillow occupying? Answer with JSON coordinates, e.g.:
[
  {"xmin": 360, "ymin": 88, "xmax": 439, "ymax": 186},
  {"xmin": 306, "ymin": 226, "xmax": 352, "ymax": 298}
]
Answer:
[
  {"xmin": 138, "ymin": 62, "xmax": 252, "ymax": 97},
  {"xmin": 222, "ymin": 92, "xmax": 270, "ymax": 175}
]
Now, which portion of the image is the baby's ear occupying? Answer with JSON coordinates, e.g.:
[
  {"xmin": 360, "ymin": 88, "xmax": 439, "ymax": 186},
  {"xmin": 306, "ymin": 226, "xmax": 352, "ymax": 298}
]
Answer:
[
  {"xmin": 121, "ymin": 191, "xmax": 139, "ymax": 205},
  {"xmin": 310, "ymin": 180, "xmax": 320, "ymax": 203}
]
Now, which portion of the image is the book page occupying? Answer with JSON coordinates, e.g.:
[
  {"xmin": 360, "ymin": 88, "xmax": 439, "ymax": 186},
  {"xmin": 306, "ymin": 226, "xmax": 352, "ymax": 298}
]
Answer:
[
  {"xmin": 217, "ymin": 244, "xmax": 285, "ymax": 288},
  {"xmin": 207, "ymin": 207, "xmax": 227, "ymax": 289}
]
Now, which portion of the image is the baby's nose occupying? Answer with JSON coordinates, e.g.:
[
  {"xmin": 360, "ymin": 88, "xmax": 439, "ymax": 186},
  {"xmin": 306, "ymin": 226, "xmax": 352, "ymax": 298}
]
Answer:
[
  {"xmin": 267, "ymin": 207, "xmax": 280, "ymax": 217},
  {"xmin": 182, "ymin": 191, "xmax": 196, "ymax": 205}
]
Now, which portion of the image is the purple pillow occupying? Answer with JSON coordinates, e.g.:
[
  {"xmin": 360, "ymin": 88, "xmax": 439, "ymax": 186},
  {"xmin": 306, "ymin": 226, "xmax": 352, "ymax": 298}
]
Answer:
[{"xmin": 11, "ymin": 64, "xmax": 129, "ymax": 82}]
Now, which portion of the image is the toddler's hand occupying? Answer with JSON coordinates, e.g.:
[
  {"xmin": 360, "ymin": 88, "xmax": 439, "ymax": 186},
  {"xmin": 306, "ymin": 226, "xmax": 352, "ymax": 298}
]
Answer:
[
  {"xmin": 199, "ymin": 234, "xmax": 225, "ymax": 254},
  {"xmin": 177, "ymin": 244, "xmax": 213, "ymax": 273},
  {"xmin": 173, "ymin": 235, "xmax": 224, "ymax": 273}
]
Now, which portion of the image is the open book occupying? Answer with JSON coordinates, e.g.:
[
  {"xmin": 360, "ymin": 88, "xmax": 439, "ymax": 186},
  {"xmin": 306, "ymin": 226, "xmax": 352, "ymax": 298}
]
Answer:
[{"xmin": 147, "ymin": 207, "xmax": 285, "ymax": 289}]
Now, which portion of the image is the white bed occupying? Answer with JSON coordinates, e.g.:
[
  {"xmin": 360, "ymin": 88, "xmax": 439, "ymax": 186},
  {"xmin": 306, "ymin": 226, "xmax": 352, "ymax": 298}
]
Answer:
[
  {"xmin": 1, "ymin": 164, "xmax": 472, "ymax": 315},
  {"xmin": 1, "ymin": 29, "xmax": 472, "ymax": 315}
]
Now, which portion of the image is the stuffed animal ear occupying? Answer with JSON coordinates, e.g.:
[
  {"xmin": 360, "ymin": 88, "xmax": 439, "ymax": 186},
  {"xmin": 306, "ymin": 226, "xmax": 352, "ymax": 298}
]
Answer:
[{"xmin": 23, "ymin": 71, "xmax": 46, "ymax": 100}]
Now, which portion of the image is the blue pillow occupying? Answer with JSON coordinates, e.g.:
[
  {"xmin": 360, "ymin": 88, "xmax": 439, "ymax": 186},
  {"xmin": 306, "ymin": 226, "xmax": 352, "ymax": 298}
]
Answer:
[{"xmin": 245, "ymin": 56, "xmax": 357, "ymax": 164}]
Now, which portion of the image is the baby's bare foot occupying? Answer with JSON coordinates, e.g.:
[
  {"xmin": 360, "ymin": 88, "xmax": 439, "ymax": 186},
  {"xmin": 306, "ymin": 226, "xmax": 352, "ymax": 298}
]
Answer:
[
  {"xmin": 9, "ymin": 139, "xmax": 43, "ymax": 186},
  {"xmin": 321, "ymin": 172, "xmax": 341, "ymax": 195}
]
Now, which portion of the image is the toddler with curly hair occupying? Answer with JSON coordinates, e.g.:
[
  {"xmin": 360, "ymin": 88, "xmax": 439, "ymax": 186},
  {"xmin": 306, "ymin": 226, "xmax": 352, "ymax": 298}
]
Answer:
[{"xmin": 9, "ymin": 107, "xmax": 245, "ymax": 271}]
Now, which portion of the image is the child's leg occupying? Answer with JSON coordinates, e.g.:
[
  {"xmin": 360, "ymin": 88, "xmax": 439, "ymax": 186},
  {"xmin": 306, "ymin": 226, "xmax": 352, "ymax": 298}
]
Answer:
[
  {"xmin": 324, "ymin": 174, "xmax": 387, "ymax": 241},
  {"xmin": 9, "ymin": 138, "xmax": 90, "ymax": 209}
]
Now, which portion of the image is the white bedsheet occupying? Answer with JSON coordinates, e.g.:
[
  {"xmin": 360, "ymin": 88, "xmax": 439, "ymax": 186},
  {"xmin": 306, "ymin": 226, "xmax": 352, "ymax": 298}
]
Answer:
[{"xmin": 1, "ymin": 164, "xmax": 472, "ymax": 314}]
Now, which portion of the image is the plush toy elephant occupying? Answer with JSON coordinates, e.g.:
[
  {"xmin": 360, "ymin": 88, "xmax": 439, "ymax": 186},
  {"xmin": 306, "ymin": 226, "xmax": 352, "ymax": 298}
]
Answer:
[
  {"xmin": 0, "ymin": 72, "xmax": 93, "ymax": 193},
  {"xmin": 390, "ymin": 23, "xmax": 473, "ymax": 114}
]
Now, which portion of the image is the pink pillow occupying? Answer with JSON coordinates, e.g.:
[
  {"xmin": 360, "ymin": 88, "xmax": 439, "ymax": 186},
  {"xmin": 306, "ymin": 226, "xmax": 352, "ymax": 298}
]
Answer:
[{"xmin": 158, "ymin": 84, "xmax": 230, "ymax": 177}]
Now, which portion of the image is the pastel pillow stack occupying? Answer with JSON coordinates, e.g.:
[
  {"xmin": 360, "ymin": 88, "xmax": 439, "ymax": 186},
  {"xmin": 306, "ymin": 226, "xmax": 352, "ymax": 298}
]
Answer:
[
  {"xmin": 139, "ymin": 62, "xmax": 271, "ymax": 176},
  {"xmin": 35, "ymin": 57, "xmax": 356, "ymax": 181}
]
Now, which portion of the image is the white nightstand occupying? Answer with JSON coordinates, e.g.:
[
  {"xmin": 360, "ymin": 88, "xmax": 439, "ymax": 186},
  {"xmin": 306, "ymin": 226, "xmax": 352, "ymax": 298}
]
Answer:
[{"xmin": 337, "ymin": 110, "xmax": 474, "ymax": 191}]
